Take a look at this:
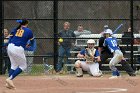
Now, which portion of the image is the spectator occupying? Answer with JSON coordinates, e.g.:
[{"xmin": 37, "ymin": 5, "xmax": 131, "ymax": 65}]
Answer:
[
  {"xmin": 134, "ymin": 30, "xmax": 140, "ymax": 73},
  {"xmin": 75, "ymin": 39, "xmax": 102, "ymax": 77},
  {"xmin": 2, "ymin": 29, "xmax": 11, "ymax": 75},
  {"xmin": 24, "ymin": 37, "xmax": 37, "ymax": 74},
  {"xmin": 56, "ymin": 22, "xmax": 76, "ymax": 73},
  {"xmin": 121, "ymin": 27, "xmax": 134, "ymax": 46},
  {"xmin": 74, "ymin": 25, "xmax": 91, "ymax": 37},
  {"xmin": 100, "ymin": 25, "xmax": 109, "ymax": 35},
  {"xmin": 98, "ymin": 28, "xmax": 136, "ymax": 76},
  {"xmin": 74, "ymin": 25, "xmax": 92, "ymax": 51}
]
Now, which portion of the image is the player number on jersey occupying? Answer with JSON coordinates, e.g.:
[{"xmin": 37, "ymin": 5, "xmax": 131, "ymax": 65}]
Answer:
[
  {"xmin": 111, "ymin": 40, "xmax": 117, "ymax": 47},
  {"xmin": 15, "ymin": 29, "xmax": 24, "ymax": 37}
]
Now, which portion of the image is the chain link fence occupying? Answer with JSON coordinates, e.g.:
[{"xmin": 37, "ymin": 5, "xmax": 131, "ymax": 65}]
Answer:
[{"xmin": 1, "ymin": 0, "xmax": 140, "ymax": 75}]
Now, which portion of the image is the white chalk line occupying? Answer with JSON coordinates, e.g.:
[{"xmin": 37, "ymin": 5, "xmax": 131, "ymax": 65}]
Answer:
[{"xmin": 76, "ymin": 88, "xmax": 127, "ymax": 93}]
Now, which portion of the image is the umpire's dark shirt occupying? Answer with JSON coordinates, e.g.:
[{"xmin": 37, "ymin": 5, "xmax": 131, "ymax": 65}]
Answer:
[
  {"xmin": 58, "ymin": 30, "xmax": 76, "ymax": 48},
  {"xmin": 99, "ymin": 37, "xmax": 112, "ymax": 54}
]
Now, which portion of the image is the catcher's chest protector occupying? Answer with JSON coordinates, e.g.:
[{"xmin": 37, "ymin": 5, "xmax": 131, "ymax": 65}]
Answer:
[
  {"xmin": 89, "ymin": 49, "xmax": 96, "ymax": 56},
  {"xmin": 86, "ymin": 48, "xmax": 96, "ymax": 63}
]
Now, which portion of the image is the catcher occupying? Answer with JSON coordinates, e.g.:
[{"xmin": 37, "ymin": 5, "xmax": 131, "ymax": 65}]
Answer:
[{"xmin": 75, "ymin": 39, "xmax": 102, "ymax": 77}]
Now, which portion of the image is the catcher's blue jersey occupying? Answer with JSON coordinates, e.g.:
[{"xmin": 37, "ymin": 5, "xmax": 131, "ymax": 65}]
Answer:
[
  {"xmin": 80, "ymin": 49, "xmax": 100, "ymax": 57},
  {"xmin": 104, "ymin": 37, "xmax": 120, "ymax": 53},
  {"xmin": 9, "ymin": 27, "xmax": 33, "ymax": 49}
]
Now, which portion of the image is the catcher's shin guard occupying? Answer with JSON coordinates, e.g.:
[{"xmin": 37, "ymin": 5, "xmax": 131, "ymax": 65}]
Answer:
[{"xmin": 75, "ymin": 67, "xmax": 83, "ymax": 77}]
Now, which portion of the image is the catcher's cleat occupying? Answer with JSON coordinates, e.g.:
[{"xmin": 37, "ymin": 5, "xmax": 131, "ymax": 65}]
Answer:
[
  {"xmin": 76, "ymin": 75, "xmax": 83, "ymax": 77},
  {"xmin": 75, "ymin": 68, "xmax": 83, "ymax": 77},
  {"xmin": 6, "ymin": 79, "xmax": 16, "ymax": 89}
]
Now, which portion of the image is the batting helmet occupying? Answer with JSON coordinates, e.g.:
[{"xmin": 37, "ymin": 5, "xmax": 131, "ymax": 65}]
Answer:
[
  {"xmin": 104, "ymin": 29, "xmax": 113, "ymax": 35},
  {"xmin": 87, "ymin": 39, "xmax": 95, "ymax": 44}
]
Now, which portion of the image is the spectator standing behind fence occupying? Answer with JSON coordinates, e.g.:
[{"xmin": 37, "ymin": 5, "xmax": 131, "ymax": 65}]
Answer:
[
  {"xmin": 134, "ymin": 30, "xmax": 140, "ymax": 73},
  {"xmin": 2, "ymin": 29, "xmax": 11, "ymax": 74},
  {"xmin": 24, "ymin": 37, "xmax": 36, "ymax": 74},
  {"xmin": 56, "ymin": 22, "xmax": 76, "ymax": 74}
]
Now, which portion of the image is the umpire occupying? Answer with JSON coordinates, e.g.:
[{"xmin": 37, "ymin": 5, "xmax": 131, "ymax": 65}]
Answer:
[{"xmin": 98, "ymin": 30, "xmax": 136, "ymax": 76}]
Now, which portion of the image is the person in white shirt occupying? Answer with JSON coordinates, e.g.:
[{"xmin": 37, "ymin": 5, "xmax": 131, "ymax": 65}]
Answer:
[{"xmin": 74, "ymin": 25, "xmax": 91, "ymax": 37}]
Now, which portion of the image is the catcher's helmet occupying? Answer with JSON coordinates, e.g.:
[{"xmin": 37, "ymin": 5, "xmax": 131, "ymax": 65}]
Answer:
[
  {"xmin": 87, "ymin": 39, "xmax": 95, "ymax": 44},
  {"xmin": 104, "ymin": 29, "xmax": 113, "ymax": 35}
]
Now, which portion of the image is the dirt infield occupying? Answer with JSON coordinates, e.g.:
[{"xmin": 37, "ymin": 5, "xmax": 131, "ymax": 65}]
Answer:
[{"xmin": 0, "ymin": 74, "xmax": 140, "ymax": 93}]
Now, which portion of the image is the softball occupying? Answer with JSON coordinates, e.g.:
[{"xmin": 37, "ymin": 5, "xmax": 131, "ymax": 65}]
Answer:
[{"xmin": 58, "ymin": 38, "xmax": 63, "ymax": 42}]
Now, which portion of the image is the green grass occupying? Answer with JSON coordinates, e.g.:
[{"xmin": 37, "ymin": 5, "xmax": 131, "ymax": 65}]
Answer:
[
  {"xmin": 2, "ymin": 64, "xmax": 140, "ymax": 76},
  {"xmin": 30, "ymin": 64, "xmax": 45, "ymax": 75},
  {"xmin": 21, "ymin": 64, "xmax": 45, "ymax": 76}
]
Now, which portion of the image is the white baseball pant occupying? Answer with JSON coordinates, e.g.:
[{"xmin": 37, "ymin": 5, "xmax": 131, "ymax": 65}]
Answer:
[
  {"xmin": 75, "ymin": 60, "xmax": 102, "ymax": 76},
  {"xmin": 7, "ymin": 43, "xmax": 27, "ymax": 71},
  {"xmin": 109, "ymin": 50, "xmax": 123, "ymax": 71}
]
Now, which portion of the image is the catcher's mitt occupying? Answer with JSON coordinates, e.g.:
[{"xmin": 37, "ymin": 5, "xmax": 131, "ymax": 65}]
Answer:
[{"xmin": 85, "ymin": 48, "xmax": 95, "ymax": 63}]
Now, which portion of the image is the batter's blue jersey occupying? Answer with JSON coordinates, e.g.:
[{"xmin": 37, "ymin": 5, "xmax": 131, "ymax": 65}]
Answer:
[
  {"xmin": 9, "ymin": 27, "xmax": 33, "ymax": 49},
  {"xmin": 80, "ymin": 49, "xmax": 100, "ymax": 57},
  {"xmin": 104, "ymin": 37, "xmax": 120, "ymax": 53}
]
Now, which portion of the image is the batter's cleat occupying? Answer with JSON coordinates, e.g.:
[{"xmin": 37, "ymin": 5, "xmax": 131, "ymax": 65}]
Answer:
[
  {"xmin": 109, "ymin": 76, "xmax": 118, "ymax": 79},
  {"xmin": 116, "ymin": 71, "xmax": 120, "ymax": 76},
  {"xmin": 6, "ymin": 79, "xmax": 16, "ymax": 89}
]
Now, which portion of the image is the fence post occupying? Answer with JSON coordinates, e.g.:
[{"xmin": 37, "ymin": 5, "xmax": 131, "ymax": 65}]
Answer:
[
  {"xmin": 0, "ymin": 0, "xmax": 3, "ymax": 75},
  {"xmin": 130, "ymin": 0, "xmax": 134, "ymax": 69},
  {"xmin": 53, "ymin": 0, "xmax": 58, "ymax": 71}
]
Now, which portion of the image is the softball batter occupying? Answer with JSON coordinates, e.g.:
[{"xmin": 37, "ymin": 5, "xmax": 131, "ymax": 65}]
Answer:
[
  {"xmin": 5, "ymin": 19, "xmax": 34, "ymax": 89},
  {"xmin": 75, "ymin": 39, "xmax": 102, "ymax": 77},
  {"xmin": 103, "ymin": 29, "xmax": 123, "ymax": 79}
]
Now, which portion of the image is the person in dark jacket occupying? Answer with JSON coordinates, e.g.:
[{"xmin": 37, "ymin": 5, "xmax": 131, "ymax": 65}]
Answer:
[{"xmin": 56, "ymin": 22, "xmax": 76, "ymax": 73}]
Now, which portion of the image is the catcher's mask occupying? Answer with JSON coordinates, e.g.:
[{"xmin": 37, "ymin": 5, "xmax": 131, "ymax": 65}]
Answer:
[{"xmin": 87, "ymin": 39, "xmax": 95, "ymax": 48}]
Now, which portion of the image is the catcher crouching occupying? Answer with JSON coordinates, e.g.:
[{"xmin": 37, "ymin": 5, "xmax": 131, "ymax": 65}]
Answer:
[{"xmin": 75, "ymin": 39, "xmax": 102, "ymax": 77}]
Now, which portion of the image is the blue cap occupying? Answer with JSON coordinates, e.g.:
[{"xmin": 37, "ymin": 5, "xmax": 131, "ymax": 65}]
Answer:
[{"xmin": 16, "ymin": 20, "xmax": 23, "ymax": 23}]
